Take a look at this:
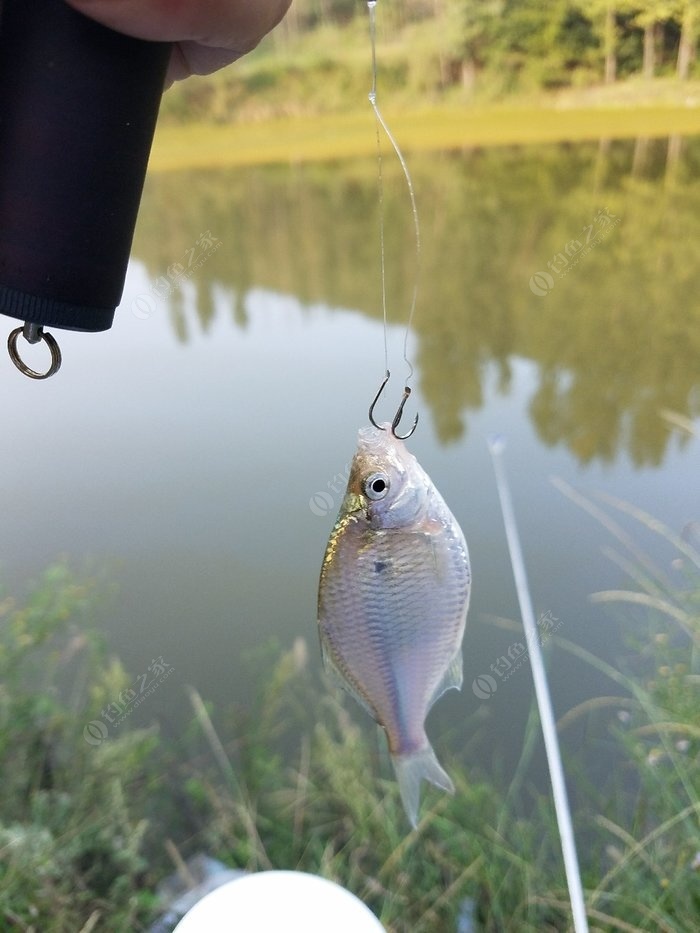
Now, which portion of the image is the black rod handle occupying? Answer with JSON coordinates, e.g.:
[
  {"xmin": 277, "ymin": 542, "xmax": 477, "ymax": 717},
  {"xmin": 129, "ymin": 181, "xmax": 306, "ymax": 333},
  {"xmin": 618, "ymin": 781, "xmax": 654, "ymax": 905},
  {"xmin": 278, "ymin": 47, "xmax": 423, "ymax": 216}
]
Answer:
[{"xmin": 0, "ymin": 0, "xmax": 171, "ymax": 332}]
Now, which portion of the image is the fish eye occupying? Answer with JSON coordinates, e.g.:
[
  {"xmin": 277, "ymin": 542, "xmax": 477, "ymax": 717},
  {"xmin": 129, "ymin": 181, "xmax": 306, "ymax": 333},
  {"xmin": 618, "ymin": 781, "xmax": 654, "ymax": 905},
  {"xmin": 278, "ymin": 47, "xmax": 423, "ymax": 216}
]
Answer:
[{"xmin": 364, "ymin": 472, "xmax": 390, "ymax": 500}]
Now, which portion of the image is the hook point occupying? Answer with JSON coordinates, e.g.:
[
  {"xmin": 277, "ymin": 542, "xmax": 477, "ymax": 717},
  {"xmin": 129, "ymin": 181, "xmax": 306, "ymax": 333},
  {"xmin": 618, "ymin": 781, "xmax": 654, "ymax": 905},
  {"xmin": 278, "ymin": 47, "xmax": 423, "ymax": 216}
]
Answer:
[{"xmin": 368, "ymin": 371, "xmax": 418, "ymax": 439}]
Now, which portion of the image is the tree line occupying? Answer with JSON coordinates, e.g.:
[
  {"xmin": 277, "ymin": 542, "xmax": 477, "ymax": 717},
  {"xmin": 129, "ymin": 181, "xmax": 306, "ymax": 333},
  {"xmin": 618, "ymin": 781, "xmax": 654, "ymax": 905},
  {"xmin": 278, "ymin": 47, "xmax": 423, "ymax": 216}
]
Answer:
[{"xmin": 277, "ymin": 0, "xmax": 699, "ymax": 89}]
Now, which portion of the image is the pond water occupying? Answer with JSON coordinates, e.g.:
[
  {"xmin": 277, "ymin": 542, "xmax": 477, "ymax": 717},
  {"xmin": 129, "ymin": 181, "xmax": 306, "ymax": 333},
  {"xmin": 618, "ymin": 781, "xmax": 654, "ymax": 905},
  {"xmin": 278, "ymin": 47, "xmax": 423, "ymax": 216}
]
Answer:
[{"xmin": 2, "ymin": 135, "xmax": 699, "ymax": 792}]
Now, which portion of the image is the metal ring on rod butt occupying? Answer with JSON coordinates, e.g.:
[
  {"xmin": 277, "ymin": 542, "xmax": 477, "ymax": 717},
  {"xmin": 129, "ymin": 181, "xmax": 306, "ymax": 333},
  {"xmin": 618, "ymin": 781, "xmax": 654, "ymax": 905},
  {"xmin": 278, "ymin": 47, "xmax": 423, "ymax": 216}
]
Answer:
[{"xmin": 7, "ymin": 324, "xmax": 62, "ymax": 379}]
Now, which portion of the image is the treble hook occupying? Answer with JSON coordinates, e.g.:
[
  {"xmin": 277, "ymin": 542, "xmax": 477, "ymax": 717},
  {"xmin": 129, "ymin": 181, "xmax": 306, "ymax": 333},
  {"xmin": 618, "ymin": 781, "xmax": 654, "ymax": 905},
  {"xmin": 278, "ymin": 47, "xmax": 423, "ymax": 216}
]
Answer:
[{"xmin": 368, "ymin": 370, "xmax": 419, "ymax": 440}]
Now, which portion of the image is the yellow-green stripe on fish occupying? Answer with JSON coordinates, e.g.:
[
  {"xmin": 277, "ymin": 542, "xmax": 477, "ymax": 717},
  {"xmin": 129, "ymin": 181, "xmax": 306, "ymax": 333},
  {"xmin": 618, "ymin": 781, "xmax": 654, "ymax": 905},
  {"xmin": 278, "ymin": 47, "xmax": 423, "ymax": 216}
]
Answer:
[{"xmin": 317, "ymin": 423, "xmax": 471, "ymax": 827}]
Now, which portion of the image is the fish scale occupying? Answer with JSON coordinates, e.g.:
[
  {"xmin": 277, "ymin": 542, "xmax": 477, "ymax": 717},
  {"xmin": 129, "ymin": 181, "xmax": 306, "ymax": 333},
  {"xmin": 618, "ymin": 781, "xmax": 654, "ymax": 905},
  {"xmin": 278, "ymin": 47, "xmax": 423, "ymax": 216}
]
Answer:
[{"xmin": 318, "ymin": 424, "xmax": 471, "ymax": 827}]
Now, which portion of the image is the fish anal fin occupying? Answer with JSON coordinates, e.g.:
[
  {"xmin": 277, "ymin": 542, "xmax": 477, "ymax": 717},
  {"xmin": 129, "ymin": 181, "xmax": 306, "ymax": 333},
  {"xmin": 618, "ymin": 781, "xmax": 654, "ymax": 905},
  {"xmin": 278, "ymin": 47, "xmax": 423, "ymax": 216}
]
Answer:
[
  {"xmin": 320, "ymin": 639, "xmax": 377, "ymax": 722},
  {"xmin": 391, "ymin": 745, "xmax": 455, "ymax": 829},
  {"xmin": 427, "ymin": 649, "xmax": 463, "ymax": 713}
]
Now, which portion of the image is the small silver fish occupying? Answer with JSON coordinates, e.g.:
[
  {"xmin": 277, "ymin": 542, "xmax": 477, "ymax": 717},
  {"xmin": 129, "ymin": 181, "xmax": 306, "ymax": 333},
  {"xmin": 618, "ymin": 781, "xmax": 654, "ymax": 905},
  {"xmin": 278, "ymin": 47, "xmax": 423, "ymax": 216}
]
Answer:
[{"xmin": 317, "ymin": 423, "xmax": 471, "ymax": 826}]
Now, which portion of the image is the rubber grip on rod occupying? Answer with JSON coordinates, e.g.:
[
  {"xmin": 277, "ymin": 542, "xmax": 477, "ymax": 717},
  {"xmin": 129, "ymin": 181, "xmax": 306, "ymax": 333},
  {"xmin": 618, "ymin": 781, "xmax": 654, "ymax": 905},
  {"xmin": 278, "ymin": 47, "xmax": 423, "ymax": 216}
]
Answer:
[{"xmin": 0, "ymin": 0, "xmax": 171, "ymax": 332}]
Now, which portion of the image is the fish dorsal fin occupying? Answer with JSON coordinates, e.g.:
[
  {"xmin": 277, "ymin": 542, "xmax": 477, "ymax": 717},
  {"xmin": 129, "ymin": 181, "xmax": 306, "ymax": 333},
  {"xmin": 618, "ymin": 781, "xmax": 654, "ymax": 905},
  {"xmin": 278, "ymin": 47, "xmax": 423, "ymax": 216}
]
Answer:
[
  {"xmin": 320, "ymin": 639, "xmax": 378, "ymax": 722},
  {"xmin": 427, "ymin": 648, "xmax": 463, "ymax": 713}
]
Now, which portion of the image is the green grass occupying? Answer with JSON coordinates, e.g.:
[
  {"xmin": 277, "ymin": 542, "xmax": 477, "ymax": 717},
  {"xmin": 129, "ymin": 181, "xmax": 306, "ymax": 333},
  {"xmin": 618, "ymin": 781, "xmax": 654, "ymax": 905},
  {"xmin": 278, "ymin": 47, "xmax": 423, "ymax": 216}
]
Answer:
[
  {"xmin": 153, "ymin": 4, "xmax": 700, "ymax": 172},
  {"xmin": 550, "ymin": 471, "xmax": 700, "ymax": 931},
  {"xmin": 1, "ymin": 498, "xmax": 698, "ymax": 931},
  {"xmin": 150, "ymin": 100, "xmax": 700, "ymax": 171},
  {"xmin": 0, "ymin": 564, "xmax": 161, "ymax": 930}
]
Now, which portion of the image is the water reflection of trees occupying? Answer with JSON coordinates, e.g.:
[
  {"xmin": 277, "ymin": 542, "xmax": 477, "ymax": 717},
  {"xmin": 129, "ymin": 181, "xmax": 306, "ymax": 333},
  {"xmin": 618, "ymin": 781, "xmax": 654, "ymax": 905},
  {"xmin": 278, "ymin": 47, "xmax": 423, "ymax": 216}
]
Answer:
[{"xmin": 133, "ymin": 137, "xmax": 700, "ymax": 466}]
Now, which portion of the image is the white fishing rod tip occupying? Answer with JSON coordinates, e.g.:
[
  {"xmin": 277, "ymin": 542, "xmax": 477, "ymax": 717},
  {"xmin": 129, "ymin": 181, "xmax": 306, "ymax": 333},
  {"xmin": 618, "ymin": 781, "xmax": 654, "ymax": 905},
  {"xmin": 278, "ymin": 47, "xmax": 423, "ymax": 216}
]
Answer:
[{"xmin": 487, "ymin": 433, "xmax": 507, "ymax": 456}]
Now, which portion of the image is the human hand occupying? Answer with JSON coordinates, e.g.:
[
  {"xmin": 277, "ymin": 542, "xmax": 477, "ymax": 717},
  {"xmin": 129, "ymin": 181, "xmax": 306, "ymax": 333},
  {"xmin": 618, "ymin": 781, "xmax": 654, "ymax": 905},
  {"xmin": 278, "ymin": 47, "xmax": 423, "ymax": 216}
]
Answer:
[{"xmin": 64, "ymin": 0, "xmax": 292, "ymax": 85}]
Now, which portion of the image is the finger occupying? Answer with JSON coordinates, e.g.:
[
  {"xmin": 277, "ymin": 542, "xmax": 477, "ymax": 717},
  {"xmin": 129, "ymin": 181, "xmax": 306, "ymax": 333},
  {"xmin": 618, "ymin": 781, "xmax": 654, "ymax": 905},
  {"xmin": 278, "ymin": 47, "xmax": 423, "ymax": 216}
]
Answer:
[
  {"xmin": 64, "ymin": 0, "xmax": 292, "ymax": 54},
  {"xmin": 166, "ymin": 42, "xmax": 241, "ymax": 83}
]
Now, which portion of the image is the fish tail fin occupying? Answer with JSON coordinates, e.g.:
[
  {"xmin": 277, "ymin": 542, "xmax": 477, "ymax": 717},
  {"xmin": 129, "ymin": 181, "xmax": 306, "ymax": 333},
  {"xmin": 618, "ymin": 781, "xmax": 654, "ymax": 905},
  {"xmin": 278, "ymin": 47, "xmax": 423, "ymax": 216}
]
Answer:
[{"xmin": 391, "ymin": 745, "xmax": 455, "ymax": 829}]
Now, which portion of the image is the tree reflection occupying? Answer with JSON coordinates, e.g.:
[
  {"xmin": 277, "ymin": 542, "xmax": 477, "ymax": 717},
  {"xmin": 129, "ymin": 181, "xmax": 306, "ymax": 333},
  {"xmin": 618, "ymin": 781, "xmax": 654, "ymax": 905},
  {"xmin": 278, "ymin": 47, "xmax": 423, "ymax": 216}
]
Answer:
[{"xmin": 133, "ymin": 138, "xmax": 700, "ymax": 467}]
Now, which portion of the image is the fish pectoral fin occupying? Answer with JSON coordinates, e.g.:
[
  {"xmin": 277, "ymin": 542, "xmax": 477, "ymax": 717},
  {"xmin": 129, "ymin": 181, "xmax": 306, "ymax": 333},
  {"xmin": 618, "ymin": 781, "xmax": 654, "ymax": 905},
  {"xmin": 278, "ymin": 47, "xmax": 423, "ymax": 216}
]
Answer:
[
  {"xmin": 320, "ymin": 640, "xmax": 378, "ymax": 722},
  {"xmin": 427, "ymin": 648, "xmax": 463, "ymax": 713},
  {"xmin": 391, "ymin": 745, "xmax": 455, "ymax": 829}
]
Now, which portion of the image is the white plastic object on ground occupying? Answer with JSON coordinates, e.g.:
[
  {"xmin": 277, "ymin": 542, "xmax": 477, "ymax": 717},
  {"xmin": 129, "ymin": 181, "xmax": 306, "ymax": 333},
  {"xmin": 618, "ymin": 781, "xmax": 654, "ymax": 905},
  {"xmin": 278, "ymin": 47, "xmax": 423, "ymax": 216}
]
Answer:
[{"xmin": 173, "ymin": 870, "xmax": 386, "ymax": 932}]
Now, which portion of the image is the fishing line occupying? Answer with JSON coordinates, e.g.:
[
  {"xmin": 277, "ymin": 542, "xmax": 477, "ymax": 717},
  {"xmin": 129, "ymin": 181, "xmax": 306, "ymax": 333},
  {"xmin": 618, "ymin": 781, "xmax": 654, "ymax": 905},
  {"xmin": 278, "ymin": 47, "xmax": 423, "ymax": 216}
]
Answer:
[
  {"xmin": 367, "ymin": 0, "xmax": 421, "ymax": 388},
  {"xmin": 368, "ymin": 1, "xmax": 389, "ymax": 377}
]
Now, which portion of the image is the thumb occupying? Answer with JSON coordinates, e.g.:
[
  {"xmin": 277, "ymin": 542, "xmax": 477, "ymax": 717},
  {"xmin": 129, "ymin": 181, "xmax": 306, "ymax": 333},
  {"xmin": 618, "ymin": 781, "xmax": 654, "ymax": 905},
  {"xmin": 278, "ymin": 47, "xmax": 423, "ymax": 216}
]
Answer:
[{"xmin": 64, "ymin": 0, "xmax": 292, "ymax": 52}]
